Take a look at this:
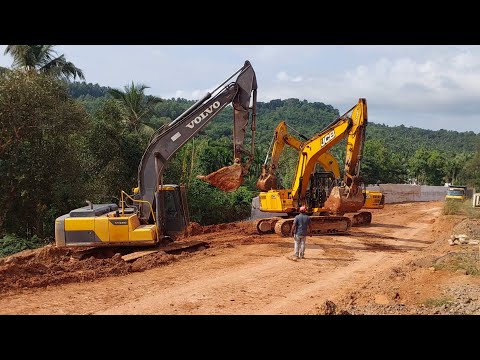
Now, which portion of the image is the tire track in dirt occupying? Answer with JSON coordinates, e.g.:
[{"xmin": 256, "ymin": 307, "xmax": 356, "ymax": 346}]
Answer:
[
  {"xmin": 97, "ymin": 204, "xmax": 441, "ymax": 314},
  {"xmin": 254, "ymin": 205, "xmax": 441, "ymax": 314}
]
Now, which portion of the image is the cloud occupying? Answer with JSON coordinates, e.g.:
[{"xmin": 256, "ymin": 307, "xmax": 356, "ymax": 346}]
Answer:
[
  {"xmin": 3, "ymin": 45, "xmax": 479, "ymax": 132},
  {"xmin": 276, "ymin": 71, "xmax": 303, "ymax": 82},
  {"xmin": 255, "ymin": 47, "xmax": 480, "ymax": 132},
  {"xmin": 191, "ymin": 90, "xmax": 202, "ymax": 100}
]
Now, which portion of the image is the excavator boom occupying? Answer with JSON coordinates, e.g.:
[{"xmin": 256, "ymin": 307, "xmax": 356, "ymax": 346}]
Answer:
[{"xmin": 138, "ymin": 61, "xmax": 257, "ymax": 223}]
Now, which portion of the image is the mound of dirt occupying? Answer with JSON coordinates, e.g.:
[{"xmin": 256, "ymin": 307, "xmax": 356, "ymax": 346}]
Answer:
[
  {"xmin": 452, "ymin": 218, "xmax": 480, "ymax": 239},
  {"xmin": 0, "ymin": 219, "xmax": 259, "ymax": 295},
  {"xmin": 0, "ymin": 235, "xmax": 219, "ymax": 294},
  {"xmin": 202, "ymin": 221, "xmax": 256, "ymax": 235},
  {"xmin": 0, "ymin": 243, "xmax": 194, "ymax": 294},
  {"xmin": 187, "ymin": 222, "xmax": 203, "ymax": 236},
  {"xmin": 0, "ymin": 245, "xmax": 132, "ymax": 294},
  {"xmin": 130, "ymin": 251, "xmax": 176, "ymax": 272},
  {"xmin": 0, "ymin": 245, "xmax": 73, "ymax": 267}
]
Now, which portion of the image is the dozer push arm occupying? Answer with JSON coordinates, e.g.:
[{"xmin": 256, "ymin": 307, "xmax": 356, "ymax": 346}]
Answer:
[{"xmin": 137, "ymin": 61, "xmax": 257, "ymax": 222}]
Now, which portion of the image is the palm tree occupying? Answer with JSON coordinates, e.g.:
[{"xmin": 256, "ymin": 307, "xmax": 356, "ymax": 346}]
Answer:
[
  {"xmin": 4, "ymin": 45, "xmax": 85, "ymax": 81},
  {"xmin": 109, "ymin": 82, "xmax": 162, "ymax": 131}
]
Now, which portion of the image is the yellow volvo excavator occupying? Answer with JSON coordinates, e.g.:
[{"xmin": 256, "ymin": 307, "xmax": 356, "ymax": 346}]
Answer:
[
  {"xmin": 255, "ymin": 98, "xmax": 373, "ymax": 236},
  {"xmin": 55, "ymin": 61, "xmax": 258, "ymax": 247}
]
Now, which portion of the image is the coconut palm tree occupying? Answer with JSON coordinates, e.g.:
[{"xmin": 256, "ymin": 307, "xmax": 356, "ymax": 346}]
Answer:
[
  {"xmin": 109, "ymin": 82, "xmax": 162, "ymax": 131},
  {"xmin": 4, "ymin": 45, "xmax": 85, "ymax": 81}
]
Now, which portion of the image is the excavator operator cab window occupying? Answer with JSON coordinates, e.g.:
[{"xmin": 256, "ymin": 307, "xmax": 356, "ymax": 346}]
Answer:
[
  {"xmin": 306, "ymin": 171, "xmax": 336, "ymax": 209},
  {"xmin": 164, "ymin": 190, "xmax": 179, "ymax": 218},
  {"xmin": 158, "ymin": 188, "xmax": 187, "ymax": 235}
]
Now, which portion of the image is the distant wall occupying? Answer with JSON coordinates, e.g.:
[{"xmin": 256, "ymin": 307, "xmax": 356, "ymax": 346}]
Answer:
[
  {"xmin": 250, "ymin": 184, "xmax": 449, "ymax": 220},
  {"xmin": 366, "ymin": 184, "xmax": 448, "ymax": 203}
]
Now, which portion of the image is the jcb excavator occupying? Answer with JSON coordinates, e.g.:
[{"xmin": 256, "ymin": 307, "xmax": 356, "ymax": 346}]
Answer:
[
  {"xmin": 255, "ymin": 98, "xmax": 371, "ymax": 236},
  {"xmin": 55, "ymin": 61, "xmax": 257, "ymax": 247}
]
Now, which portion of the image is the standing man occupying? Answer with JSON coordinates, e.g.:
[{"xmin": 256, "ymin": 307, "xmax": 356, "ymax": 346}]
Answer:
[{"xmin": 290, "ymin": 205, "xmax": 312, "ymax": 260}]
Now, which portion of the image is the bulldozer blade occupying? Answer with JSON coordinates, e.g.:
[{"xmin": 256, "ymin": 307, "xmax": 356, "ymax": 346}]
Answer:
[
  {"xmin": 256, "ymin": 174, "xmax": 278, "ymax": 191},
  {"xmin": 324, "ymin": 186, "xmax": 365, "ymax": 214},
  {"xmin": 197, "ymin": 163, "xmax": 244, "ymax": 192}
]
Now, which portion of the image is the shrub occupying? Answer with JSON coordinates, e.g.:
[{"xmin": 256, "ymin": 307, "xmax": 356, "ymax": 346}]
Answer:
[{"xmin": 0, "ymin": 234, "xmax": 49, "ymax": 258}]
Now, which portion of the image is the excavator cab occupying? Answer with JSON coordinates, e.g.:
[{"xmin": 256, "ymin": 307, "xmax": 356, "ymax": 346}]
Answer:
[
  {"xmin": 305, "ymin": 171, "xmax": 337, "ymax": 210},
  {"xmin": 155, "ymin": 185, "xmax": 189, "ymax": 238}
]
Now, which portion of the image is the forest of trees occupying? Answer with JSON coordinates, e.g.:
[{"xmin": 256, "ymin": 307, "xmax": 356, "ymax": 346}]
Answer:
[{"xmin": 1, "ymin": 49, "xmax": 480, "ymax": 255}]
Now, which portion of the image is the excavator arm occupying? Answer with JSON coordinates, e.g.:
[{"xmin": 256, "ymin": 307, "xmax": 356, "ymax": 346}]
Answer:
[
  {"xmin": 256, "ymin": 121, "xmax": 305, "ymax": 191},
  {"xmin": 137, "ymin": 61, "xmax": 257, "ymax": 222},
  {"xmin": 342, "ymin": 99, "xmax": 367, "ymax": 189},
  {"xmin": 290, "ymin": 98, "xmax": 367, "ymax": 202},
  {"xmin": 257, "ymin": 121, "xmax": 344, "ymax": 190}
]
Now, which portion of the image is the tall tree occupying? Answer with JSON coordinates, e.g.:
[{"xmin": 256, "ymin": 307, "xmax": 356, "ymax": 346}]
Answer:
[
  {"xmin": 109, "ymin": 82, "xmax": 162, "ymax": 131},
  {"xmin": 0, "ymin": 71, "xmax": 89, "ymax": 237},
  {"xmin": 444, "ymin": 152, "xmax": 473, "ymax": 185},
  {"xmin": 408, "ymin": 148, "xmax": 447, "ymax": 185},
  {"xmin": 81, "ymin": 99, "xmax": 149, "ymax": 203},
  {"xmin": 458, "ymin": 138, "xmax": 480, "ymax": 189},
  {"xmin": 4, "ymin": 45, "xmax": 85, "ymax": 81}
]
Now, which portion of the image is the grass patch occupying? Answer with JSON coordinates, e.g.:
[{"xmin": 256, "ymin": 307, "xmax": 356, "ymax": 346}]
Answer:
[
  {"xmin": 443, "ymin": 199, "xmax": 480, "ymax": 219},
  {"xmin": 443, "ymin": 199, "xmax": 464, "ymax": 215},
  {"xmin": 464, "ymin": 206, "xmax": 480, "ymax": 219},
  {"xmin": 434, "ymin": 249, "xmax": 480, "ymax": 276},
  {"xmin": 423, "ymin": 297, "xmax": 454, "ymax": 307}
]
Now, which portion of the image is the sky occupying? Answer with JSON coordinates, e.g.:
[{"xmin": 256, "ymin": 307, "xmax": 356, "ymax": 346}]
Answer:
[{"xmin": 1, "ymin": 45, "xmax": 479, "ymax": 133}]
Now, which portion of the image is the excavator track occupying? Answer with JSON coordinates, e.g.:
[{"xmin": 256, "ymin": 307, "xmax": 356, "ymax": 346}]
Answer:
[
  {"xmin": 350, "ymin": 211, "xmax": 372, "ymax": 226},
  {"xmin": 255, "ymin": 217, "xmax": 283, "ymax": 234},
  {"xmin": 71, "ymin": 239, "xmax": 209, "ymax": 262},
  {"xmin": 274, "ymin": 215, "xmax": 352, "ymax": 237}
]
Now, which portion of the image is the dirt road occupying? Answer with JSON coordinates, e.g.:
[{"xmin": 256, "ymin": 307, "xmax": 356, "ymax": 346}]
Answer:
[{"xmin": 1, "ymin": 201, "xmax": 479, "ymax": 315}]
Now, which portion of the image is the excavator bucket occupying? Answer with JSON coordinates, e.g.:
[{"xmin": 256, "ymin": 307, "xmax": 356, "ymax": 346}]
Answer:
[
  {"xmin": 256, "ymin": 174, "xmax": 278, "ymax": 192},
  {"xmin": 324, "ymin": 186, "xmax": 365, "ymax": 214},
  {"xmin": 197, "ymin": 163, "xmax": 244, "ymax": 192}
]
